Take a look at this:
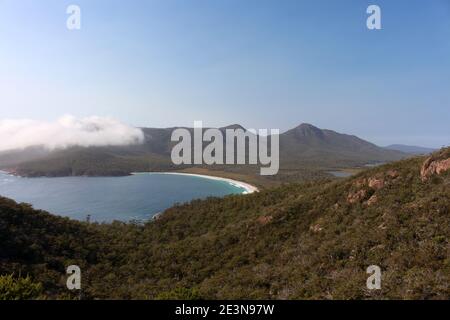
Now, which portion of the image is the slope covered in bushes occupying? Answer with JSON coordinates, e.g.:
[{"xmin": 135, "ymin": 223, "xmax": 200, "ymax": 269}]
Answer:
[{"xmin": 0, "ymin": 149, "xmax": 449, "ymax": 299}]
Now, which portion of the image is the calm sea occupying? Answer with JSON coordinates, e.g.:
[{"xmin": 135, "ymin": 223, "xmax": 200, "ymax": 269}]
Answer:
[{"xmin": 0, "ymin": 172, "xmax": 245, "ymax": 222}]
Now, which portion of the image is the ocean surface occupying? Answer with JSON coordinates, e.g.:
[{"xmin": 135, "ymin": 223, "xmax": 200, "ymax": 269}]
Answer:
[{"xmin": 0, "ymin": 172, "xmax": 246, "ymax": 222}]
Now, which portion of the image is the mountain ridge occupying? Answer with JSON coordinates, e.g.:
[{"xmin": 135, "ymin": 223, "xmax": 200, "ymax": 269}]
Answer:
[{"xmin": 0, "ymin": 123, "xmax": 407, "ymax": 184}]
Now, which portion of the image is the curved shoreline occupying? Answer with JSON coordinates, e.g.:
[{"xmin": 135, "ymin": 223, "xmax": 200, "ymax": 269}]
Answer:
[{"xmin": 131, "ymin": 172, "xmax": 259, "ymax": 194}]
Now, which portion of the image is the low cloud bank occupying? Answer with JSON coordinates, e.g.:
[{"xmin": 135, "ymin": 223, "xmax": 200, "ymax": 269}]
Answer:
[{"xmin": 0, "ymin": 115, "xmax": 144, "ymax": 152}]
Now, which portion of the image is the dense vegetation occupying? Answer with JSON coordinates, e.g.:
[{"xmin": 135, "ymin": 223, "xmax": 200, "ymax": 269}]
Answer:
[
  {"xmin": 0, "ymin": 274, "xmax": 42, "ymax": 300},
  {"xmin": 0, "ymin": 149, "xmax": 448, "ymax": 300}
]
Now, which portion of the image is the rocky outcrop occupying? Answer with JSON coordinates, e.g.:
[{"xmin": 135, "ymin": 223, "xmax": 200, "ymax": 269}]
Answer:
[
  {"xmin": 309, "ymin": 224, "xmax": 323, "ymax": 233},
  {"xmin": 387, "ymin": 169, "xmax": 399, "ymax": 178},
  {"xmin": 256, "ymin": 215, "xmax": 273, "ymax": 225},
  {"xmin": 421, "ymin": 155, "xmax": 450, "ymax": 181},
  {"xmin": 368, "ymin": 177, "xmax": 384, "ymax": 190},
  {"xmin": 347, "ymin": 189, "xmax": 367, "ymax": 204},
  {"xmin": 346, "ymin": 170, "xmax": 399, "ymax": 205},
  {"xmin": 366, "ymin": 194, "xmax": 378, "ymax": 206}
]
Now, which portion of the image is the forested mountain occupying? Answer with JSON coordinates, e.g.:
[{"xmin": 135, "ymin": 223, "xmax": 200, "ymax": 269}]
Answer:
[
  {"xmin": 1, "ymin": 148, "xmax": 448, "ymax": 300},
  {"xmin": 279, "ymin": 123, "xmax": 405, "ymax": 168},
  {"xmin": 0, "ymin": 123, "xmax": 406, "ymax": 183}
]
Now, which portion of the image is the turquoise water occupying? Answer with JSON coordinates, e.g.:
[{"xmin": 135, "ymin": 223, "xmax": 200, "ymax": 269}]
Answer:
[{"xmin": 0, "ymin": 172, "xmax": 246, "ymax": 222}]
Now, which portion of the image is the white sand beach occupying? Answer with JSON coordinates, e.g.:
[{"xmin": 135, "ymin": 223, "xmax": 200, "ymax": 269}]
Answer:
[{"xmin": 131, "ymin": 172, "xmax": 259, "ymax": 194}]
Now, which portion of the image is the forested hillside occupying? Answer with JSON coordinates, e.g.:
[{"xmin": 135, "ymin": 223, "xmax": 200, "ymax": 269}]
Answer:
[
  {"xmin": 0, "ymin": 124, "xmax": 406, "ymax": 185},
  {"xmin": 1, "ymin": 148, "xmax": 449, "ymax": 300}
]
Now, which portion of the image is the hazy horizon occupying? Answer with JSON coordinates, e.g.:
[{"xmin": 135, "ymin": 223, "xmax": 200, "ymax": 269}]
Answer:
[{"xmin": 1, "ymin": 0, "xmax": 449, "ymax": 148}]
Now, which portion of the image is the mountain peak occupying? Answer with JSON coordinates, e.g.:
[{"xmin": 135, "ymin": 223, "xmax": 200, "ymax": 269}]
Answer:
[
  {"xmin": 296, "ymin": 123, "xmax": 320, "ymax": 129},
  {"xmin": 220, "ymin": 124, "xmax": 246, "ymax": 131},
  {"xmin": 291, "ymin": 123, "xmax": 324, "ymax": 137}
]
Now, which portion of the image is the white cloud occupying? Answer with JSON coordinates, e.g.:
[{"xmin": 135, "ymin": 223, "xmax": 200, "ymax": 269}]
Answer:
[{"xmin": 0, "ymin": 115, "xmax": 144, "ymax": 151}]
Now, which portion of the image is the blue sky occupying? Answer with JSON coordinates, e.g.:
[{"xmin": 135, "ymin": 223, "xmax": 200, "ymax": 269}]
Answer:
[{"xmin": 0, "ymin": 0, "xmax": 449, "ymax": 147}]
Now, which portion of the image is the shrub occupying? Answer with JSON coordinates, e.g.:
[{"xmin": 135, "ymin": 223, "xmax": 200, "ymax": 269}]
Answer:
[{"xmin": 0, "ymin": 274, "xmax": 43, "ymax": 300}]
